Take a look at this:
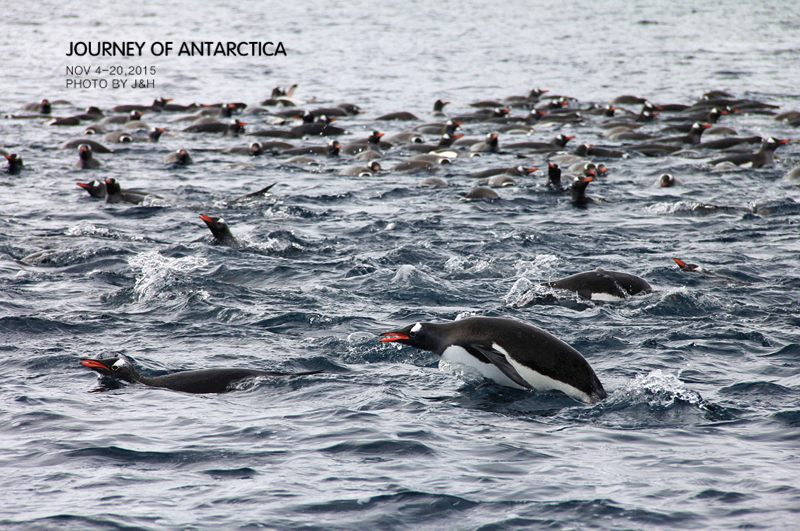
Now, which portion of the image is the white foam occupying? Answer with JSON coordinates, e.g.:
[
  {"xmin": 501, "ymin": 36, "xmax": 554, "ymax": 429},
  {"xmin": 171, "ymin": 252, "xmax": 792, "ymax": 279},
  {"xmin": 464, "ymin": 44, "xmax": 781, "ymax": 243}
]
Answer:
[{"xmin": 128, "ymin": 250, "xmax": 208, "ymax": 302}]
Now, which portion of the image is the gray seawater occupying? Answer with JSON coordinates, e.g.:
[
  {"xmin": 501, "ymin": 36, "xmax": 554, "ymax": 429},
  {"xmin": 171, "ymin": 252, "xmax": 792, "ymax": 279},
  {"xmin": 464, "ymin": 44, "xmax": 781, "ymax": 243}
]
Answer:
[{"xmin": 2, "ymin": 1, "xmax": 800, "ymax": 529}]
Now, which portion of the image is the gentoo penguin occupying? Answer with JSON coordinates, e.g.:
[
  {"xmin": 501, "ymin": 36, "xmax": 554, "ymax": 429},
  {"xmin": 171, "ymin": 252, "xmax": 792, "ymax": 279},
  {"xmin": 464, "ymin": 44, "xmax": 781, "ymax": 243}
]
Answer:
[
  {"xmin": 75, "ymin": 144, "xmax": 101, "ymax": 169},
  {"xmin": 695, "ymin": 135, "xmax": 763, "ymax": 151},
  {"xmin": 21, "ymin": 99, "xmax": 51, "ymax": 114},
  {"xmin": 505, "ymin": 134, "xmax": 574, "ymax": 151},
  {"xmin": 379, "ymin": 316, "xmax": 607, "ymax": 404},
  {"xmin": 462, "ymin": 186, "xmax": 500, "ymax": 200},
  {"xmin": 103, "ymin": 131, "xmax": 134, "ymax": 143},
  {"xmin": 102, "ymin": 110, "xmax": 143, "ymax": 125},
  {"xmin": 5, "ymin": 153, "xmax": 24, "ymax": 174},
  {"xmin": 376, "ymin": 111, "xmax": 420, "ymax": 121},
  {"xmin": 76, "ymin": 179, "xmax": 106, "ymax": 199},
  {"xmin": 419, "ymin": 176, "xmax": 449, "ymax": 188},
  {"xmin": 104, "ymin": 178, "xmax": 154, "ymax": 205},
  {"xmin": 432, "ymin": 99, "xmax": 450, "ymax": 117},
  {"xmin": 165, "ymin": 149, "xmax": 193, "ymax": 165},
  {"xmin": 571, "ymin": 176, "xmax": 594, "ymax": 204},
  {"xmin": 225, "ymin": 142, "xmax": 265, "ymax": 156},
  {"xmin": 60, "ymin": 138, "xmax": 112, "ymax": 153},
  {"xmin": 342, "ymin": 161, "xmax": 382, "ymax": 177},
  {"xmin": 80, "ymin": 356, "xmax": 322, "ymax": 394},
  {"xmin": 658, "ymin": 173, "xmax": 677, "ymax": 187},
  {"xmin": 281, "ymin": 139, "xmax": 340, "ymax": 157},
  {"xmin": 111, "ymin": 97, "xmax": 171, "ymax": 113},
  {"xmin": 414, "ymin": 119, "xmax": 462, "ymax": 136},
  {"xmin": 183, "ymin": 119, "xmax": 246, "ymax": 136},
  {"xmin": 546, "ymin": 163, "xmax": 563, "ymax": 189},
  {"xmin": 470, "ymin": 133, "xmax": 500, "ymax": 153},
  {"xmin": 469, "ymin": 166, "xmax": 537, "ymax": 180},
  {"xmin": 199, "ymin": 214, "xmax": 240, "ymax": 248},
  {"xmin": 542, "ymin": 269, "xmax": 653, "ymax": 301},
  {"xmin": 709, "ymin": 137, "xmax": 790, "ymax": 168},
  {"xmin": 290, "ymin": 113, "xmax": 346, "ymax": 136}
]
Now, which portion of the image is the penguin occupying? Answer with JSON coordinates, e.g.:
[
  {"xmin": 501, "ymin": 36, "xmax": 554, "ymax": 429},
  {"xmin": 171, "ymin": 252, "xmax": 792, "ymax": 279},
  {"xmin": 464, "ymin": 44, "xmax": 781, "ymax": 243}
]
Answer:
[
  {"xmin": 469, "ymin": 133, "xmax": 500, "ymax": 153},
  {"xmin": 224, "ymin": 142, "xmax": 265, "ymax": 156},
  {"xmin": 281, "ymin": 139, "xmax": 340, "ymax": 157},
  {"xmin": 102, "ymin": 110, "xmax": 143, "ymax": 125},
  {"xmin": 60, "ymin": 139, "xmax": 112, "ymax": 153},
  {"xmin": 571, "ymin": 176, "xmax": 594, "ymax": 204},
  {"xmin": 80, "ymin": 356, "xmax": 321, "ymax": 394},
  {"xmin": 403, "ymin": 133, "xmax": 464, "ymax": 154},
  {"xmin": 5, "ymin": 153, "xmax": 24, "ymax": 174},
  {"xmin": 290, "ymin": 113, "xmax": 346, "ymax": 136},
  {"xmin": 462, "ymin": 186, "xmax": 500, "ymax": 201},
  {"xmin": 147, "ymin": 128, "xmax": 166, "ymax": 143},
  {"xmin": 695, "ymin": 136, "xmax": 763, "ymax": 151},
  {"xmin": 376, "ymin": 111, "xmax": 420, "ymax": 121},
  {"xmin": 76, "ymin": 179, "xmax": 106, "ymax": 199},
  {"xmin": 469, "ymin": 166, "xmax": 537, "ymax": 180},
  {"xmin": 341, "ymin": 131, "xmax": 385, "ymax": 156},
  {"xmin": 546, "ymin": 163, "xmax": 563, "ymax": 189},
  {"xmin": 658, "ymin": 173, "xmax": 677, "ymax": 187},
  {"xmin": 505, "ymin": 134, "xmax": 574, "ymax": 151},
  {"xmin": 103, "ymin": 131, "xmax": 134, "ymax": 143},
  {"xmin": 342, "ymin": 161, "xmax": 382, "ymax": 177},
  {"xmin": 21, "ymin": 98, "xmax": 52, "ymax": 114},
  {"xmin": 542, "ymin": 269, "xmax": 653, "ymax": 301},
  {"xmin": 709, "ymin": 137, "xmax": 790, "ymax": 168},
  {"xmin": 379, "ymin": 316, "xmax": 607, "ymax": 404},
  {"xmin": 75, "ymin": 144, "xmax": 101, "ymax": 169},
  {"xmin": 104, "ymin": 178, "xmax": 155, "ymax": 205},
  {"xmin": 111, "ymin": 97, "xmax": 171, "ymax": 113},
  {"xmin": 165, "ymin": 149, "xmax": 193, "ymax": 165},
  {"xmin": 419, "ymin": 176, "xmax": 449, "ymax": 188},
  {"xmin": 432, "ymin": 99, "xmax": 450, "ymax": 117},
  {"xmin": 183, "ymin": 119, "xmax": 246, "ymax": 136},
  {"xmin": 199, "ymin": 214, "xmax": 240, "ymax": 248},
  {"xmin": 414, "ymin": 119, "xmax": 462, "ymax": 136}
]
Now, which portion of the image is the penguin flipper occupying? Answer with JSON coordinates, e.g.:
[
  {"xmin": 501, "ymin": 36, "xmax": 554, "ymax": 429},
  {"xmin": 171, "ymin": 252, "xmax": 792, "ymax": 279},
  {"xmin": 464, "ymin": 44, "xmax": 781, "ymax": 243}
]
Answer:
[{"xmin": 470, "ymin": 344, "xmax": 533, "ymax": 390}]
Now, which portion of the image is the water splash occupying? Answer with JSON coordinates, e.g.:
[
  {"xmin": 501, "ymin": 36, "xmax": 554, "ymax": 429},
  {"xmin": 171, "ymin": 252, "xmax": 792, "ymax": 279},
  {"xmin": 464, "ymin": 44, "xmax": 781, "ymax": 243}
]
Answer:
[{"xmin": 128, "ymin": 250, "xmax": 208, "ymax": 302}]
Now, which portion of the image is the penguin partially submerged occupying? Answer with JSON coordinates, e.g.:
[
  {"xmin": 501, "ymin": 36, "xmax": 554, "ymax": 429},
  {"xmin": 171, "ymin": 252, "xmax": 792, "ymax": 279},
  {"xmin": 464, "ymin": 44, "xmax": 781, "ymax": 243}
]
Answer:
[{"xmin": 80, "ymin": 356, "xmax": 322, "ymax": 394}]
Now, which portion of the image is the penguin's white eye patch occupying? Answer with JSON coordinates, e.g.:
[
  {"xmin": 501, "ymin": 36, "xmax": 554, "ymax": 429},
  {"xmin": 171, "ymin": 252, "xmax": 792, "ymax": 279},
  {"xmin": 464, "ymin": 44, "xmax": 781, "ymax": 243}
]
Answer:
[
  {"xmin": 112, "ymin": 359, "xmax": 126, "ymax": 370},
  {"xmin": 410, "ymin": 323, "xmax": 422, "ymax": 335}
]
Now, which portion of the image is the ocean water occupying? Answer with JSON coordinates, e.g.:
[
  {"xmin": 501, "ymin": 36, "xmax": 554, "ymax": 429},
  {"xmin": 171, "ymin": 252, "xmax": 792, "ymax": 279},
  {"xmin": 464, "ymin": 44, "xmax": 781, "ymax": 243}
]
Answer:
[{"xmin": 2, "ymin": 1, "xmax": 800, "ymax": 529}]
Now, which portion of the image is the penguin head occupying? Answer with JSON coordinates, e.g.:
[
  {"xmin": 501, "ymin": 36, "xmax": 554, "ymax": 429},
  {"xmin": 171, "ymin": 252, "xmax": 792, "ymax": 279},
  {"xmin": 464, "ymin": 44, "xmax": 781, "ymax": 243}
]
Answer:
[
  {"xmin": 659, "ymin": 173, "xmax": 676, "ymax": 187},
  {"xmin": 369, "ymin": 161, "xmax": 382, "ymax": 172},
  {"xmin": 104, "ymin": 178, "xmax": 121, "ymax": 195},
  {"xmin": 199, "ymin": 214, "xmax": 231, "ymax": 240},
  {"xmin": 673, "ymin": 258, "xmax": 699, "ymax": 272},
  {"xmin": 80, "ymin": 357, "xmax": 141, "ymax": 383},
  {"xmin": 379, "ymin": 322, "xmax": 445, "ymax": 354},
  {"xmin": 249, "ymin": 142, "xmax": 263, "ymax": 156},
  {"xmin": 78, "ymin": 144, "xmax": 93, "ymax": 160}
]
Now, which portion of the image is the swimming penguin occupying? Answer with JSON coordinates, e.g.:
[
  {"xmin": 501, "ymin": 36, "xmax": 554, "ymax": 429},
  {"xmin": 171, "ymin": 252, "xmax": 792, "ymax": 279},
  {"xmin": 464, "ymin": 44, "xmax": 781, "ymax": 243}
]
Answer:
[
  {"xmin": 658, "ymin": 173, "xmax": 677, "ymax": 187},
  {"xmin": 505, "ymin": 134, "xmax": 575, "ymax": 151},
  {"xmin": 21, "ymin": 98, "xmax": 52, "ymax": 114},
  {"xmin": 104, "ymin": 178, "xmax": 158, "ymax": 205},
  {"xmin": 342, "ymin": 161, "xmax": 382, "ymax": 177},
  {"xmin": 199, "ymin": 214, "xmax": 240, "ymax": 248},
  {"xmin": 571, "ymin": 176, "xmax": 594, "ymax": 204},
  {"xmin": 379, "ymin": 316, "xmax": 607, "ymax": 404},
  {"xmin": 76, "ymin": 179, "xmax": 106, "ymax": 199},
  {"xmin": 5, "ymin": 153, "xmax": 24, "ymax": 174},
  {"xmin": 462, "ymin": 186, "xmax": 500, "ymax": 201},
  {"xmin": 469, "ymin": 166, "xmax": 537, "ymax": 180},
  {"xmin": 546, "ymin": 163, "xmax": 564, "ymax": 189},
  {"xmin": 281, "ymin": 139, "xmax": 340, "ymax": 157},
  {"xmin": 470, "ymin": 133, "xmax": 500, "ymax": 153},
  {"xmin": 165, "ymin": 149, "xmax": 193, "ymax": 165},
  {"xmin": 80, "ymin": 356, "xmax": 322, "ymax": 394},
  {"xmin": 376, "ymin": 111, "xmax": 420, "ymax": 121},
  {"xmin": 183, "ymin": 119, "xmax": 246, "ymax": 136},
  {"xmin": 709, "ymin": 137, "xmax": 790, "ymax": 168},
  {"xmin": 225, "ymin": 142, "xmax": 265, "ymax": 156},
  {"xmin": 111, "ymin": 97, "xmax": 172, "ymax": 113},
  {"xmin": 61, "ymin": 138, "xmax": 112, "ymax": 153},
  {"xmin": 432, "ymin": 99, "xmax": 450, "ymax": 117},
  {"xmin": 102, "ymin": 110, "xmax": 143, "ymax": 125},
  {"xmin": 542, "ymin": 269, "xmax": 652, "ymax": 301},
  {"xmin": 419, "ymin": 176, "xmax": 449, "ymax": 188},
  {"xmin": 75, "ymin": 144, "xmax": 102, "ymax": 169}
]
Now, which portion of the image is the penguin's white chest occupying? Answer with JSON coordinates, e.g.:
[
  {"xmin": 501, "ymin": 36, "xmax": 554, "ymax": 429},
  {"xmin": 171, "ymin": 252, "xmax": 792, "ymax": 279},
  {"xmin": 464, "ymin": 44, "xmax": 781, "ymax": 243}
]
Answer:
[{"xmin": 440, "ymin": 345, "xmax": 526, "ymax": 390}]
